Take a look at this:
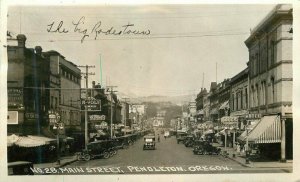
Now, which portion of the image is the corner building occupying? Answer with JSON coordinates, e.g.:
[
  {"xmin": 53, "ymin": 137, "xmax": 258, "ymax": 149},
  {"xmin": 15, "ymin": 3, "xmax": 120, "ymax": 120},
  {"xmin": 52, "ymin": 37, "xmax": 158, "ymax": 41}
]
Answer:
[{"xmin": 244, "ymin": 4, "xmax": 293, "ymax": 161}]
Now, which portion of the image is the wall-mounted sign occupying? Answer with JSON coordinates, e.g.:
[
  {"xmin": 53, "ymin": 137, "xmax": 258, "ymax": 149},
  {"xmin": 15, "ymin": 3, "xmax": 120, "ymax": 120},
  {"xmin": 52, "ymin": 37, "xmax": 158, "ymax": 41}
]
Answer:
[
  {"xmin": 7, "ymin": 88, "xmax": 23, "ymax": 107},
  {"xmin": 7, "ymin": 111, "xmax": 18, "ymax": 125},
  {"xmin": 25, "ymin": 112, "xmax": 39, "ymax": 120},
  {"xmin": 89, "ymin": 115, "xmax": 106, "ymax": 121}
]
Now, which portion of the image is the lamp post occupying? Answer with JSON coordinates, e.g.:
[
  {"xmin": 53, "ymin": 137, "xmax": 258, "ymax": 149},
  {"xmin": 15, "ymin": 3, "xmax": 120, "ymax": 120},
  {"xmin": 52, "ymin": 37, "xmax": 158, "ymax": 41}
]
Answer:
[
  {"xmin": 224, "ymin": 127, "xmax": 228, "ymax": 152},
  {"xmin": 52, "ymin": 114, "xmax": 63, "ymax": 165},
  {"xmin": 245, "ymin": 124, "xmax": 250, "ymax": 164}
]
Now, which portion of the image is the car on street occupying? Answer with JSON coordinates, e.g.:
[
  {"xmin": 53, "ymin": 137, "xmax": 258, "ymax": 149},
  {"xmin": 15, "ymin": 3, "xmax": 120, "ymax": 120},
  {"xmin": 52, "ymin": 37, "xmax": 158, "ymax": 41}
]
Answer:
[
  {"xmin": 176, "ymin": 132, "xmax": 188, "ymax": 144},
  {"xmin": 8, "ymin": 161, "xmax": 34, "ymax": 175},
  {"xmin": 143, "ymin": 134, "xmax": 156, "ymax": 150}
]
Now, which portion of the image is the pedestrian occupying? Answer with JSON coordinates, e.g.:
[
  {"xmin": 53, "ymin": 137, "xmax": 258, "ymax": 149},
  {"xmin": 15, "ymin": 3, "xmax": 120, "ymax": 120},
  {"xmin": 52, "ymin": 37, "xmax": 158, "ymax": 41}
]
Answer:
[{"xmin": 157, "ymin": 134, "xmax": 160, "ymax": 142}]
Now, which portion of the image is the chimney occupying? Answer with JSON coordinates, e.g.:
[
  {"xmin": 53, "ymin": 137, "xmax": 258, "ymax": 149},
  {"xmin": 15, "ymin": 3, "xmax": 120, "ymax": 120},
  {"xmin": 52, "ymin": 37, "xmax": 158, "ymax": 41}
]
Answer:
[
  {"xmin": 35, "ymin": 46, "xmax": 42, "ymax": 55},
  {"xmin": 91, "ymin": 81, "xmax": 96, "ymax": 97},
  {"xmin": 17, "ymin": 34, "xmax": 26, "ymax": 48}
]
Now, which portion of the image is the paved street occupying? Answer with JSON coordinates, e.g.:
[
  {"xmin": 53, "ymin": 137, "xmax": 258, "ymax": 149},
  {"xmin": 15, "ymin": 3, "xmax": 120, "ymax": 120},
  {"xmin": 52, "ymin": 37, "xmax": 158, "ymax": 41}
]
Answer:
[{"xmin": 60, "ymin": 133, "xmax": 291, "ymax": 174}]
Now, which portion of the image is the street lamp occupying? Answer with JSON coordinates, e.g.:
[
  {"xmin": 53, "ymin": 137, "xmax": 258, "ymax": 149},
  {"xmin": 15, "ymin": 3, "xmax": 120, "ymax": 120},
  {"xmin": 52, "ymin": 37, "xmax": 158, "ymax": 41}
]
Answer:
[
  {"xmin": 52, "ymin": 114, "xmax": 63, "ymax": 165},
  {"xmin": 224, "ymin": 127, "xmax": 228, "ymax": 152},
  {"xmin": 245, "ymin": 122, "xmax": 250, "ymax": 164}
]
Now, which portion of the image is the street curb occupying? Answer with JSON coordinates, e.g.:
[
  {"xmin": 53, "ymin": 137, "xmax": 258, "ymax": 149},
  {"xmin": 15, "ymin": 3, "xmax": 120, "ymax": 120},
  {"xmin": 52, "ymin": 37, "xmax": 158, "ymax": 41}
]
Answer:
[
  {"xmin": 225, "ymin": 156, "xmax": 293, "ymax": 169},
  {"xmin": 225, "ymin": 156, "xmax": 252, "ymax": 168},
  {"xmin": 58, "ymin": 159, "xmax": 78, "ymax": 168}
]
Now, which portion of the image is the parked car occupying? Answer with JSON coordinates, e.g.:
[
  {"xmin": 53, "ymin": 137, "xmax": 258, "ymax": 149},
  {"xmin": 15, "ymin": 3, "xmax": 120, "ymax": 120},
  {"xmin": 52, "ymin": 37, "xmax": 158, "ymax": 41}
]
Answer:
[
  {"xmin": 184, "ymin": 135, "xmax": 195, "ymax": 147},
  {"xmin": 8, "ymin": 161, "xmax": 34, "ymax": 175},
  {"xmin": 143, "ymin": 134, "xmax": 156, "ymax": 150},
  {"xmin": 77, "ymin": 140, "xmax": 111, "ymax": 161},
  {"xmin": 176, "ymin": 132, "xmax": 188, "ymax": 144},
  {"xmin": 193, "ymin": 140, "xmax": 221, "ymax": 155}
]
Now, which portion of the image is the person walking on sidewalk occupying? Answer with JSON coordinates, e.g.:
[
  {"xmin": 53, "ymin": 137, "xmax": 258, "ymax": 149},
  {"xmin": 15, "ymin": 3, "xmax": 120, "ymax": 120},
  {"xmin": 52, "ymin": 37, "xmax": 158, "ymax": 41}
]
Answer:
[{"xmin": 157, "ymin": 134, "xmax": 160, "ymax": 142}]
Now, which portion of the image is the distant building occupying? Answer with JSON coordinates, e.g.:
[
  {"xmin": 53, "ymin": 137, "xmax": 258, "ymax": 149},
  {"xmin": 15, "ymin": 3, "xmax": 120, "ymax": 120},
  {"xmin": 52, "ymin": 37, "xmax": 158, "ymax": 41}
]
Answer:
[
  {"xmin": 230, "ymin": 68, "xmax": 249, "ymax": 129},
  {"xmin": 208, "ymin": 82, "xmax": 218, "ymax": 122},
  {"xmin": 43, "ymin": 50, "xmax": 81, "ymax": 136},
  {"xmin": 121, "ymin": 101, "xmax": 130, "ymax": 126},
  {"xmin": 217, "ymin": 79, "xmax": 231, "ymax": 119},
  {"xmin": 195, "ymin": 88, "xmax": 208, "ymax": 122},
  {"xmin": 129, "ymin": 104, "xmax": 145, "ymax": 115}
]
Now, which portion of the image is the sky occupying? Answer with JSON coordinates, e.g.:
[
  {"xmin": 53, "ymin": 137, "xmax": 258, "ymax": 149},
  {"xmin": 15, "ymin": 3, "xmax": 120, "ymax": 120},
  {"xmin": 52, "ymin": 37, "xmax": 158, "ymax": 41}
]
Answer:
[{"xmin": 7, "ymin": 4, "xmax": 276, "ymax": 98}]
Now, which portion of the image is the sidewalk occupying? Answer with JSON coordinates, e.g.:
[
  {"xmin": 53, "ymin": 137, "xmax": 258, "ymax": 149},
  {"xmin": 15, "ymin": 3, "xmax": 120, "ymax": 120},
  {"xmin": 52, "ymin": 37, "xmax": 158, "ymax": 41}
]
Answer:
[
  {"xmin": 212, "ymin": 143, "xmax": 293, "ymax": 169},
  {"xmin": 33, "ymin": 155, "xmax": 78, "ymax": 168}
]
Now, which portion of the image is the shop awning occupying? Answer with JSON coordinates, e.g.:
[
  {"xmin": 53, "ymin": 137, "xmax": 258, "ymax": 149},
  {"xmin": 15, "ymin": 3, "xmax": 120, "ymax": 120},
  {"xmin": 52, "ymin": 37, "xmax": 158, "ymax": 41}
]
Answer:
[
  {"xmin": 7, "ymin": 134, "xmax": 19, "ymax": 147},
  {"xmin": 9, "ymin": 135, "xmax": 56, "ymax": 148},
  {"xmin": 240, "ymin": 115, "xmax": 282, "ymax": 144}
]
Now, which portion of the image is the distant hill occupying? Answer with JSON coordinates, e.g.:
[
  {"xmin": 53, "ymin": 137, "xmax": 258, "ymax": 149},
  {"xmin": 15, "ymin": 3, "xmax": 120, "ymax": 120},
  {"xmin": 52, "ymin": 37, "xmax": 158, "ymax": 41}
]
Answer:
[{"xmin": 130, "ymin": 94, "xmax": 195, "ymax": 105}]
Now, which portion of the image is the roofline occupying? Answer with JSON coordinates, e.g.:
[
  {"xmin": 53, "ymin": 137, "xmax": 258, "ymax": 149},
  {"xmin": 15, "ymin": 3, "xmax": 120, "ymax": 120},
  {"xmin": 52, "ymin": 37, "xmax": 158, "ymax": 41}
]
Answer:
[{"xmin": 244, "ymin": 4, "xmax": 293, "ymax": 47}]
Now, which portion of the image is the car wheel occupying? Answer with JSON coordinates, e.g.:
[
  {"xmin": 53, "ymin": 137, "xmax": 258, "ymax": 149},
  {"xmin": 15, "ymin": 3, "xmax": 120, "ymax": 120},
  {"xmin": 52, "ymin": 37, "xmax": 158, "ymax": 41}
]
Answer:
[
  {"xmin": 77, "ymin": 154, "xmax": 82, "ymax": 161},
  {"xmin": 84, "ymin": 154, "xmax": 91, "ymax": 161},
  {"xmin": 123, "ymin": 144, "xmax": 129, "ymax": 149},
  {"xmin": 103, "ymin": 151, "xmax": 110, "ymax": 159},
  {"xmin": 113, "ymin": 149, "xmax": 117, "ymax": 155}
]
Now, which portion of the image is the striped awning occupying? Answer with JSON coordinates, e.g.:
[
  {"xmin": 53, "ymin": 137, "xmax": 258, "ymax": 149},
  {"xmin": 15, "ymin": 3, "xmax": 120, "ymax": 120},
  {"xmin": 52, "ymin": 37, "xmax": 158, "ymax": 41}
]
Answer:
[
  {"xmin": 247, "ymin": 115, "xmax": 282, "ymax": 144},
  {"xmin": 8, "ymin": 135, "xmax": 56, "ymax": 148}
]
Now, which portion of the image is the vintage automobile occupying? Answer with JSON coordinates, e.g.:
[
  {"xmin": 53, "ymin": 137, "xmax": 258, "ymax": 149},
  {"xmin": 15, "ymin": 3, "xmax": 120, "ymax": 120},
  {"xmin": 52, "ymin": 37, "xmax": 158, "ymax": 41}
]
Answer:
[
  {"xmin": 193, "ymin": 140, "xmax": 221, "ymax": 155},
  {"xmin": 8, "ymin": 161, "xmax": 34, "ymax": 175},
  {"xmin": 143, "ymin": 134, "xmax": 156, "ymax": 150},
  {"xmin": 76, "ymin": 140, "xmax": 111, "ymax": 161},
  {"xmin": 184, "ymin": 135, "xmax": 195, "ymax": 147},
  {"xmin": 176, "ymin": 132, "xmax": 188, "ymax": 144}
]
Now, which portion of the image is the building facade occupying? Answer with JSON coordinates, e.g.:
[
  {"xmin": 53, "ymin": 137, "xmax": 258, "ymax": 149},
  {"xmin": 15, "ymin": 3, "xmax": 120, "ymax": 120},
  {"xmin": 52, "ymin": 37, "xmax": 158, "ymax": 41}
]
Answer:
[
  {"xmin": 230, "ymin": 68, "xmax": 249, "ymax": 124},
  {"xmin": 7, "ymin": 35, "xmax": 51, "ymax": 135},
  {"xmin": 43, "ymin": 50, "xmax": 82, "ymax": 136},
  {"xmin": 244, "ymin": 4, "xmax": 293, "ymax": 161}
]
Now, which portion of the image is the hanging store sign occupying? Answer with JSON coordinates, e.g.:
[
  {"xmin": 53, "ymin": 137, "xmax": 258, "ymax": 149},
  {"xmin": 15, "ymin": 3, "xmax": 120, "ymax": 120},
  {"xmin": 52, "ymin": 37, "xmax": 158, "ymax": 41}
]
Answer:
[
  {"xmin": 221, "ymin": 116, "xmax": 238, "ymax": 125},
  {"xmin": 82, "ymin": 97, "xmax": 101, "ymax": 111},
  {"xmin": 48, "ymin": 111, "xmax": 60, "ymax": 124}
]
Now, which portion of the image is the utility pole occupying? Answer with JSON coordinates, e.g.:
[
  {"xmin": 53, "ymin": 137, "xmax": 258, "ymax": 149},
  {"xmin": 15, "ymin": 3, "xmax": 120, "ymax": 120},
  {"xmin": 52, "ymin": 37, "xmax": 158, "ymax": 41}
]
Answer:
[
  {"xmin": 216, "ymin": 62, "xmax": 218, "ymax": 84},
  {"xmin": 202, "ymin": 72, "xmax": 205, "ymax": 89},
  {"xmin": 78, "ymin": 65, "xmax": 95, "ymax": 150},
  {"xmin": 106, "ymin": 86, "xmax": 118, "ymax": 138},
  {"xmin": 122, "ymin": 98, "xmax": 130, "ymax": 128}
]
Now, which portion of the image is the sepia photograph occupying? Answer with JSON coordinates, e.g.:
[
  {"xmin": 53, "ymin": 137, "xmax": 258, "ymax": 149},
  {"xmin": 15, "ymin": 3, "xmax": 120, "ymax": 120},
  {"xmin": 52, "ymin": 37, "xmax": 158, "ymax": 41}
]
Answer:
[{"xmin": 1, "ymin": 0, "xmax": 299, "ymax": 181}]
